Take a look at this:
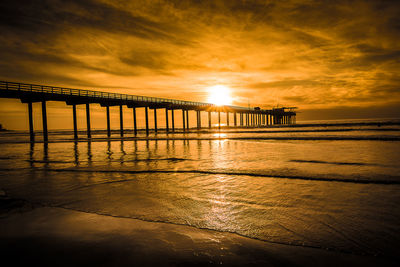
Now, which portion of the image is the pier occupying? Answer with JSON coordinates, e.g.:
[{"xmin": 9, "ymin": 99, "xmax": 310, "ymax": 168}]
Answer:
[{"xmin": 0, "ymin": 81, "xmax": 297, "ymax": 142}]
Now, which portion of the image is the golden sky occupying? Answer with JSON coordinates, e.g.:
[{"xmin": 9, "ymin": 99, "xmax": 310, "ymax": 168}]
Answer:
[{"xmin": 0, "ymin": 0, "xmax": 399, "ymax": 129}]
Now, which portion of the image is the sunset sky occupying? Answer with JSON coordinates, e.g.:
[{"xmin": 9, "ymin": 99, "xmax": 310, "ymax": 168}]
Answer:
[{"xmin": 0, "ymin": 0, "xmax": 399, "ymax": 129}]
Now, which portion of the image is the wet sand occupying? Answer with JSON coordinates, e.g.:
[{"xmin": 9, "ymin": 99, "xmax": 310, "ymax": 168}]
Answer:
[{"xmin": 0, "ymin": 198, "xmax": 396, "ymax": 267}]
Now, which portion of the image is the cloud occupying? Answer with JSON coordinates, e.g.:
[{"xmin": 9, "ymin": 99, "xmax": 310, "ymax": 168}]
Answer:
[{"xmin": 0, "ymin": 0, "xmax": 399, "ymax": 117}]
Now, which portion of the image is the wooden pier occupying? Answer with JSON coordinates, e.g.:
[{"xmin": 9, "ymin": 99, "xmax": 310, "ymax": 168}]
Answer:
[{"xmin": 0, "ymin": 81, "xmax": 297, "ymax": 141}]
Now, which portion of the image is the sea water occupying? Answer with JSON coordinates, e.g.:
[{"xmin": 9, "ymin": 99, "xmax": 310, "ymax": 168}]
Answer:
[{"xmin": 0, "ymin": 119, "xmax": 399, "ymax": 258}]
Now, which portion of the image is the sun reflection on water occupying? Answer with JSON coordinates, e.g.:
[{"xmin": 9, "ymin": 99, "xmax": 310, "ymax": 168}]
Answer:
[{"xmin": 213, "ymin": 133, "xmax": 227, "ymax": 138}]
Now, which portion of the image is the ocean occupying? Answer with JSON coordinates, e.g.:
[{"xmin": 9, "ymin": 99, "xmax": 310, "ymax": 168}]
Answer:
[{"xmin": 0, "ymin": 118, "xmax": 399, "ymax": 259}]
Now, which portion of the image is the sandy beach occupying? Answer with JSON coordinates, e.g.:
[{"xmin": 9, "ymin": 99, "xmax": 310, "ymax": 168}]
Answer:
[{"xmin": 0, "ymin": 196, "xmax": 396, "ymax": 267}]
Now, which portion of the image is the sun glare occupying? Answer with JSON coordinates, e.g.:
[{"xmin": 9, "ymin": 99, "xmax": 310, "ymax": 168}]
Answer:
[{"xmin": 207, "ymin": 85, "xmax": 233, "ymax": 106}]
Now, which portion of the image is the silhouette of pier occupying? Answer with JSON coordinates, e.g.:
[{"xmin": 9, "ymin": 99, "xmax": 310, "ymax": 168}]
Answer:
[{"xmin": 0, "ymin": 81, "xmax": 297, "ymax": 142}]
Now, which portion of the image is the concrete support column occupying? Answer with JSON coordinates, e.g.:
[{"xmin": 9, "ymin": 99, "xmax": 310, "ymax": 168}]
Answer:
[
  {"xmin": 226, "ymin": 112, "xmax": 229, "ymax": 127},
  {"xmin": 234, "ymin": 112, "xmax": 237, "ymax": 127},
  {"xmin": 119, "ymin": 105, "xmax": 124, "ymax": 137},
  {"xmin": 165, "ymin": 108, "xmax": 169, "ymax": 133},
  {"xmin": 182, "ymin": 109, "xmax": 186, "ymax": 131},
  {"xmin": 218, "ymin": 111, "xmax": 221, "ymax": 130},
  {"xmin": 154, "ymin": 108, "xmax": 158, "ymax": 133},
  {"xmin": 28, "ymin": 102, "xmax": 34, "ymax": 142},
  {"xmin": 73, "ymin": 104, "xmax": 78, "ymax": 139},
  {"xmin": 208, "ymin": 111, "xmax": 211, "ymax": 128},
  {"xmin": 197, "ymin": 110, "xmax": 201, "ymax": 129},
  {"xmin": 86, "ymin": 103, "xmax": 91, "ymax": 138},
  {"xmin": 106, "ymin": 106, "xmax": 111, "ymax": 137},
  {"xmin": 132, "ymin": 107, "xmax": 137, "ymax": 135},
  {"xmin": 41, "ymin": 101, "xmax": 48, "ymax": 141},
  {"xmin": 171, "ymin": 109, "xmax": 175, "ymax": 132},
  {"xmin": 186, "ymin": 110, "xmax": 189, "ymax": 130},
  {"xmin": 145, "ymin": 106, "xmax": 149, "ymax": 135}
]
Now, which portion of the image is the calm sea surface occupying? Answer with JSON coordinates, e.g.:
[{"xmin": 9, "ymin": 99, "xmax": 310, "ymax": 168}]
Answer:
[{"xmin": 0, "ymin": 118, "xmax": 400, "ymax": 257}]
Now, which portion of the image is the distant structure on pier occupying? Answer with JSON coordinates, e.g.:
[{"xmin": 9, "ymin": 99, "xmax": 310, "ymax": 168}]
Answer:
[{"xmin": 0, "ymin": 81, "xmax": 297, "ymax": 142}]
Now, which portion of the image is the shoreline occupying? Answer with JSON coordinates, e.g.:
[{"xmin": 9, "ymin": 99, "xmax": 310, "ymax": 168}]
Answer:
[{"xmin": 0, "ymin": 202, "xmax": 396, "ymax": 266}]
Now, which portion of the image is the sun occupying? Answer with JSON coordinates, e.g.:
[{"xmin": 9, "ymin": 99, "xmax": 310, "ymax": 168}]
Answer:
[{"xmin": 207, "ymin": 85, "xmax": 233, "ymax": 106}]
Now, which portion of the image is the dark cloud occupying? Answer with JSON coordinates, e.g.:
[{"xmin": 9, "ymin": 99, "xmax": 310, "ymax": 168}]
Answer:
[
  {"xmin": 0, "ymin": 0, "xmax": 192, "ymax": 44},
  {"xmin": 249, "ymin": 79, "xmax": 323, "ymax": 90}
]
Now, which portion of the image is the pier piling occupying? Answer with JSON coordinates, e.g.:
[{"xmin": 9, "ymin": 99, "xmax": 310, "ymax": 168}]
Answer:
[
  {"xmin": 186, "ymin": 110, "xmax": 189, "ymax": 130},
  {"xmin": 106, "ymin": 106, "xmax": 111, "ymax": 137},
  {"xmin": 133, "ymin": 107, "xmax": 137, "ymax": 135},
  {"xmin": 86, "ymin": 103, "xmax": 91, "ymax": 138},
  {"xmin": 218, "ymin": 111, "xmax": 221, "ymax": 130},
  {"xmin": 154, "ymin": 108, "xmax": 157, "ymax": 133},
  {"xmin": 119, "ymin": 105, "xmax": 124, "ymax": 137},
  {"xmin": 182, "ymin": 109, "xmax": 185, "ymax": 131},
  {"xmin": 145, "ymin": 106, "xmax": 149, "ymax": 136},
  {"xmin": 171, "ymin": 109, "xmax": 175, "ymax": 132},
  {"xmin": 165, "ymin": 108, "xmax": 169, "ymax": 133},
  {"xmin": 42, "ymin": 101, "xmax": 48, "ymax": 142},
  {"xmin": 28, "ymin": 102, "xmax": 34, "ymax": 142},
  {"xmin": 73, "ymin": 104, "xmax": 78, "ymax": 139}
]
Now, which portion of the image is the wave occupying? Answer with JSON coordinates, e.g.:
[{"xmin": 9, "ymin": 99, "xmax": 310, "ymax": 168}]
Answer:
[
  {"xmin": 289, "ymin": 159, "xmax": 378, "ymax": 166},
  {"xmin": 1, "ymin": 135, "xmax": 400, "ymax": 144},
  {"xmin": 25, "ymin": 158, "xmax": 189, "ymax": 164},
  {"xmin": 36, "ymin": 168, "xmax": 400, "ymax": 185}
]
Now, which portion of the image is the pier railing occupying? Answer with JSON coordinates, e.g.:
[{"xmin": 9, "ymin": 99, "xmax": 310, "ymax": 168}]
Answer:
[{"xmin": 0, "ymin": 80, "xmax": 253, "ymax": 110}]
